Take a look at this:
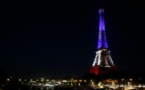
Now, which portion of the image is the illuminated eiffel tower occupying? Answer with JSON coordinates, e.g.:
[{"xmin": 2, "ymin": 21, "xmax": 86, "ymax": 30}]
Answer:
[{"xmin": 89, "ymin": 9, "xmax": 117, "ymax": 75}]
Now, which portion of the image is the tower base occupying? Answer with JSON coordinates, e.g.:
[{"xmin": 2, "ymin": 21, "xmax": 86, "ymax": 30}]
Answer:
[{"xmin": 89, "ymin": 66, "xmax": 117, "ymax": 76}]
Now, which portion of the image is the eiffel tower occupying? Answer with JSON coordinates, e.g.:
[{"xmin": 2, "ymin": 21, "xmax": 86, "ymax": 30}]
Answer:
[{"xmin": 89, "ymin": 9, "xmax": 117, "ymax": 75}]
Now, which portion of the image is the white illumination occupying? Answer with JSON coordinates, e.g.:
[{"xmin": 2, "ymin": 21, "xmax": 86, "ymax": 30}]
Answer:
[
  {"xmin": 97, "ymin": 50, "xmax": 102, "ymax": 65},
  {"xmin": 109, "ymin": 55, "xmax": 114, "ymax": 66}
]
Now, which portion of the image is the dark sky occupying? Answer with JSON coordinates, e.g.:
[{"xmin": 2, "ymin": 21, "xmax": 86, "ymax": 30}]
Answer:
[{"xmin": 0, "ymin": 1, "xmax": 145, "ymax": 78}]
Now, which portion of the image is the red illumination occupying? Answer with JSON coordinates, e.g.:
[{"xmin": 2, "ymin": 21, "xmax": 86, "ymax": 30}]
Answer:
[
  {"xmin": 89, "ymin": 66, "xmax": 99, "ymax": 75},
  {"xmin": 89, "ymin": 66, "xmax": 118, "ymax": 75}
]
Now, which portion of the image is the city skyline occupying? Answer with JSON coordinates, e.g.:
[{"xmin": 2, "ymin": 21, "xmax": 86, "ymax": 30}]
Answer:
[{"xmin": 0, "ymin": 1, "xmax": 145, "ymax": 77}]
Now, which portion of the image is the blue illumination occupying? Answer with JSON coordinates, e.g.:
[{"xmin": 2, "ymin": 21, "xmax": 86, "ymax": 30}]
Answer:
[{"xmin": 97, "ymin": 9, "xmax": 108, "ymax": 49}]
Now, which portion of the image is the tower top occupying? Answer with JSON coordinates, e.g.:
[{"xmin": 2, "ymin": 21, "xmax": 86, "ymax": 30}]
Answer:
[
  {"xmin": 97, "ymin": 8, "xmax": 108, "ymax": 49},
  {"xmin": 99, "ymin": 8, "xmax": 104, "ymax": 14}
]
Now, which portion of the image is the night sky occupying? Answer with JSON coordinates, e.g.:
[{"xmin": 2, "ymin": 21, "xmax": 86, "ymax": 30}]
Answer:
[{"xmin": 0, "ymin": 1, "xmax": 145, "ymax": 78}]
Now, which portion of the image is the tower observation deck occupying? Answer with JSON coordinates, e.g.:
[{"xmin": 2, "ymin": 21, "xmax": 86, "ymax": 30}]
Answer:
[{"xmin": 89, "ymin": 9, "xmax": 117, "ymax": 75}]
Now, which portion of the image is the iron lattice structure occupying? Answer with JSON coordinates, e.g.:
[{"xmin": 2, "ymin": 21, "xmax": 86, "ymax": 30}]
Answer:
[{"xmin": 89, "ymin": 9, "xmax": 117, "ymax": 75}]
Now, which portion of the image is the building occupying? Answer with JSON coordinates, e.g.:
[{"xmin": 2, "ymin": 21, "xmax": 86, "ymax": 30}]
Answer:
[{"xmin": 89, "ymin": 9, "xmax": 117, "ymax": 76}]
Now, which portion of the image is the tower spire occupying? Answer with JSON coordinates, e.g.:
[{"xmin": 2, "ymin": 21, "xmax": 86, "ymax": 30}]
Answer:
[{"xmin": 98, "ymin": 9, "xmax": 108, "ymax": 49}]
